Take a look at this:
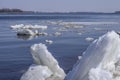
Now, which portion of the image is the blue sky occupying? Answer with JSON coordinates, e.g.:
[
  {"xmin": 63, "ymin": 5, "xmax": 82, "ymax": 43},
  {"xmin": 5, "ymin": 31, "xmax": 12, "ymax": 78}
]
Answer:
[{"xmin": 0, "ymin": 0, "xmax": 120, "ymax": 12}]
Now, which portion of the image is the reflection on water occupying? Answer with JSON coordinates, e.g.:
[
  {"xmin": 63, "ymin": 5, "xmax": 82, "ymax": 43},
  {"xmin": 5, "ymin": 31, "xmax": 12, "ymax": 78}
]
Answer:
[{"xmin": 17, "ymin": 35, "xmax": 38, "ymax": 40}]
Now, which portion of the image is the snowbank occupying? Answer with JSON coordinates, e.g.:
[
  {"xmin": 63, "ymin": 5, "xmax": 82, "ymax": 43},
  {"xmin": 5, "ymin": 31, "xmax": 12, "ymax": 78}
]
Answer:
[
  {"xmin": 65, "ymin": 31, "xmax": 120, "ymax": 80},
  {"xmin": 21, "ymin": 43, "xmax": 66, "ymax": 80}
]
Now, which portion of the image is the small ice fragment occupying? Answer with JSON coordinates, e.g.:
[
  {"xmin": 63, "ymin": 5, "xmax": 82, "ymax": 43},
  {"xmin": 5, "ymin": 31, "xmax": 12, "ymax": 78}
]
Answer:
[
  {"xmin": 78, "ymin": 56, "xmax": 82, "ymax": 60},
  {"xmin": 85, "ymin": 37, "xmax": 94, "ymax": 42},
  {"xmin": 77, "ymin": 32, "xmax": 82, "ymax": 35},
  {"xmin": 45, "ymin": 40, "xmax": 53, "ymax": 44},
  {"xmin": 54, "ymin": 32, "xmax": 61, "ymax": 36},
  {"xmin": 39, "ymin": 32, "xmax": 48, "ymax": 36},
  {"xmin": 11, "ymin": 24, "xmax": 47, "ymax": 30}
]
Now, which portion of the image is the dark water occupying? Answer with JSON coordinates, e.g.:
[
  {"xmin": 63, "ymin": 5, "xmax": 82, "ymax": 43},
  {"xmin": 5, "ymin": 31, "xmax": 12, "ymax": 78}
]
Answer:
[{"xmin": 0, "ymin": 13, "xmax": 120, "ymax": 80}]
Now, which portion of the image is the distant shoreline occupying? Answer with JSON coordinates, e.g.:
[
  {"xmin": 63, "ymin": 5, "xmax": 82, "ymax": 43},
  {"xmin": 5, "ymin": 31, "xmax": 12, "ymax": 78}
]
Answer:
[{"xmin": 0, "ymin": 8, "xmax": 120, "ymax": 14}]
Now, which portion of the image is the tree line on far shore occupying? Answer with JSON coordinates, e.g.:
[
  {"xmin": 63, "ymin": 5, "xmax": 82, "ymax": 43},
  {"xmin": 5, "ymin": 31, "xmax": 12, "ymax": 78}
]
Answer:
[
  {"xmin": 0, "ymin": 8, "xmax": 23, "ymax": 13},
  {"xmin": 0, "ymin": 8, "xmax": 120, "ymax": 14},
  {"xmin": 0, "ymin": 8, "xmax": 34, "ymax": 13}
]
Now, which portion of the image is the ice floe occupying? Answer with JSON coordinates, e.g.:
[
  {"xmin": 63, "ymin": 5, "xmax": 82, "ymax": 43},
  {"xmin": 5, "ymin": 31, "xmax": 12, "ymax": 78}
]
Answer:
[
  {"xmin": 46, "ymin": 20, "xmax": 63, "ymax": 25},
  {"xmin": 11, "ymin": 24, "xmax": 47, "ymax": 30},
  {"xmin": 78, "ymin": 56, "xmax": 82, "ymax": 60},
  {"xmin": 62, "ymin": 22, "xmax": 119, "ymax": 25},
  {"xmin": 45, "ymin": 40, "xmax": 53, "ymax": 44},
  {"xmin": 54, "ymin": 32, "xmax": 62, "ymax": 36},
  {"xmin": 20, "ymin": 64, "xmax": 53, "ymax": 80},
  {"xmin": 85, "ymin": 37, "xmax": 94, "ymax": 42},
  {"xmin": 11, "ymin": 24, "xmax": 48, "ymax": 38},
  {"xmin": 77, "ymin": 32, "xmax": 82, "ymax": 35},
  {"xmin": 45, "ymin": 21, "xmax": 119, "ymax": 27},
  {"xmin": 65, "ymin": 31, "xmax": 120, "ymax": 80},
  {"xmin": 45, "ymin": 21, "xmax": 85, "ymax": 29},
  {"xmin": 21, "ymin": 43, "xmax": 66, "ymax": 80}
]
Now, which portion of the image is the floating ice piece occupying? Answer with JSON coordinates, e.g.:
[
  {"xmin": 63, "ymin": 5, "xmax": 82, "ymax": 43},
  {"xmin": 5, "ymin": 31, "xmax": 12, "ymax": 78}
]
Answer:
[
  {"xmin": 85, "ymin": 37, "xmax": 94, "ymax": 42},
  {"xmin": 54, "ymin": 32, "xmax": 61, "ymax": 36},
  {"xmin": 62, "ymin": 22, "xmax": 119, "ymax": 25},
  {"xmin": 47, "ymin": 21, "xmax": 84, "ymax": 29},
  {"xmin": 33, "ymin": 25, "xmax": 47, "ymax": 30},
  {"xmin": 78, "ymin": 56, "xmax": 82, "ymax": 60},
  {"xmin": 65, "ymin": 31, "xmax": 120, "ymax": 80},
  {"xmin": 11, "ymin": 24, "xmax": 48, "ymax": 37},
  {"xmin": 63, "ymin": 23, "xmax": 84, "ymax": 29},
  {"xmin": 39, "ymin": 32, "xmax": 48, "ymax": 36},
  {"xmin": 30, "ymin": 43, "xmax": 66, "ymax": 79},
  {"xmin": 46, "ymin": 20, "xmax": 63, "ymax": 25},
  {"xmin": 77, "ymin": 32, "xmax": 82, "ymax": 35},
  {"xmin": 89, "ymin": 67, "xmax": 112, "ymax": 80},
  {"xmin": 20, "ymin": 64, "xmax": 53, "ymax": 80},
  {"xmin": 47, "ymin": 21, "xmax": 58, "ymax": 25},
  {"xmin": 46, "ymin": 21, "xmax": 119, "ymax": 26},
  {"xmin": 11, "ymin": 24, "xmax": 24, "ymax": 30},
  {"xmin": 21, "ymin": 43, "xmax": 66, "ymax": 80},
  {"xmin": 73, "ymin": 25, "xmax": 84, "ymax": 28},
  {"xmin": 45, "ymin": 40, "xmax": 53, "ymax": 44},
  {"xmin": 11, "ymin": 24, "xmax": 47, "ymax": 30},
  {"xmin": 58, "ymin": 27, "xmax": 68, "ymax": 32}
]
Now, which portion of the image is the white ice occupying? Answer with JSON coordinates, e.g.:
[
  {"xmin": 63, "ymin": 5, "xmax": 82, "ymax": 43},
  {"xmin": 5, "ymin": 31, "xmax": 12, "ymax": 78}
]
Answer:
[
  {"xmin": 11, "ymin": 24, "xmax": 48, "ymax": 36},
  {"xmin": 54, "ymin": 32, "xmax": 61, "ymax": 36},
  {"xmin": 21, "ymin": 43, "xmax": 66, "ymax": 80},
  {"xmin": 62, "ymin": 22, "xmax": 119, "ymax": 25},
  {"xmin": 45, "ymin": 40, "xmax": 53, "ymax": 44},
  {"xmin": 20, "ymin": 64, "xmax": 53, "ymax": 80},
  {"xmin": 85, "ymin": 37, "xmax": 94, "ymax": 42},
  {"xmin": 77, "ymin": 32, "xmax": 82, "ymax": 35},
  {"xmin": 11, "ymin": 24, "xmax": 47, "ymax": 30},
  {"xmin": 65, "ymin": 31, "xmax": 120, "ymax": 80}
]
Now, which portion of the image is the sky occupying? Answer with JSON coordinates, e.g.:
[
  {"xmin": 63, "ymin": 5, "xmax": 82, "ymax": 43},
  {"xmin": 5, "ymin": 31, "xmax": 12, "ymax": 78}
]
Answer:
[{"xmin": 0, "ymin": 0, "xmax": 120, "ymax": 12}]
